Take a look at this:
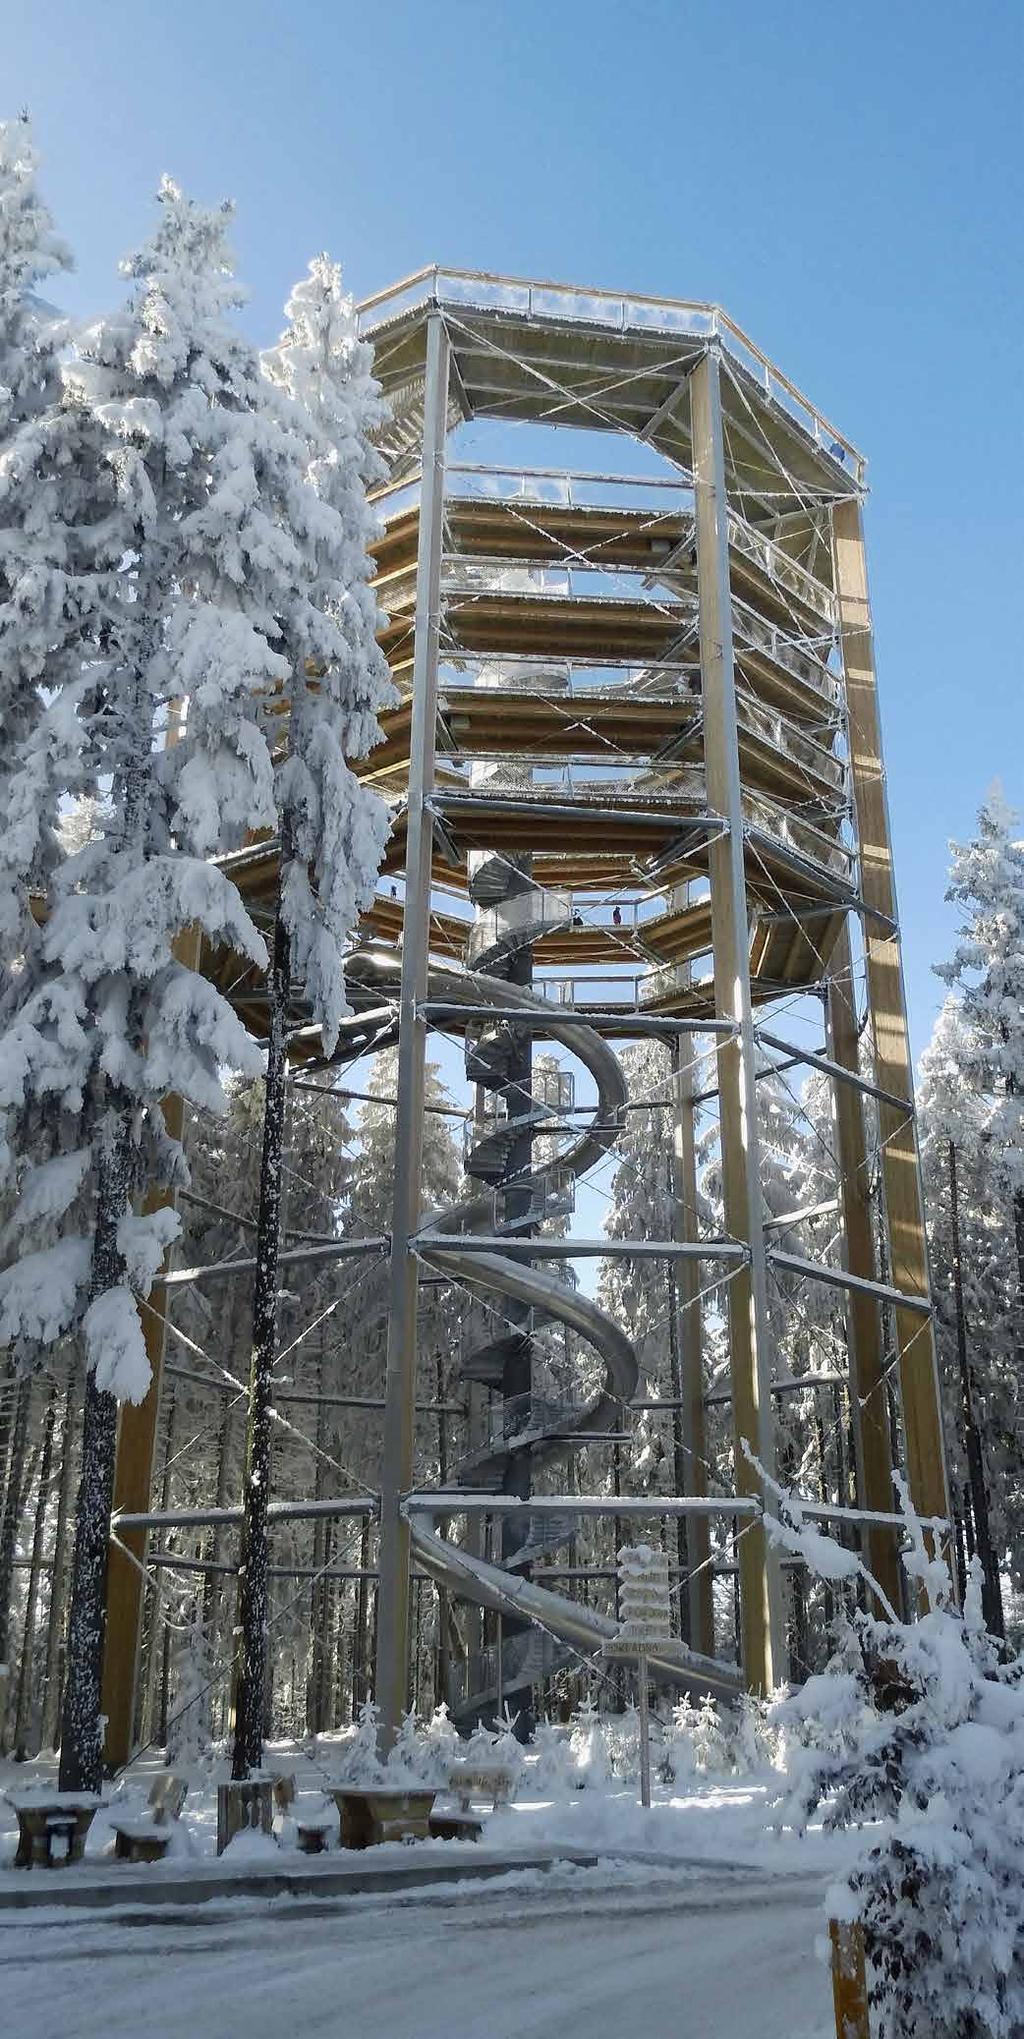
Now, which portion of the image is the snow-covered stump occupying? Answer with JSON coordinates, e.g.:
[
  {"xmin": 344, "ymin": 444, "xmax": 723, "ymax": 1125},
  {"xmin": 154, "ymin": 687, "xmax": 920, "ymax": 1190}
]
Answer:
[
  {"xmin": 828, "ymin": 1921, "xmax": 869, "ymax": 2039},
  {"xmin": 216, "ymin": 1779, "xmax": 275, "ymax": 1856}
]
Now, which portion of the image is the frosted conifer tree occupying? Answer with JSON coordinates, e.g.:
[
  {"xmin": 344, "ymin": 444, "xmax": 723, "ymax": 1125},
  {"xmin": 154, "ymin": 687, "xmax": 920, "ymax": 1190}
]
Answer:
[
  {"xmin": 0, "ymin": 116, "xmax": 89, "ymax": 979},
  {"xmin": 776, "ymin": 1500, "xmax": 1024, "ymax": 2038},
  {"xmin": 918, "ymin": 792, "xmax": 1024, "ymax": 1634},
  {"xmin": 226, "ymin": 256, "xmax": 393, "ymax": 1779},
  {"xmin": 937, "ymin": 791, "xmax": 1024, "ymax": 1178},
  {"xmin": 937, "ymin": 789, "xmax": 1024, "ymax": 1315},
  {"xmin": 0, "ymin": 177, "xmax": 367, "ymax": 1791}
]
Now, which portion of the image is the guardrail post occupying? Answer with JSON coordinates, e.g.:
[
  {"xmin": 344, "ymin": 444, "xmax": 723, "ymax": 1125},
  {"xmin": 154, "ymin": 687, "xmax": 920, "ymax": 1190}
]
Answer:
[{"xmin": 829, "ymin": 1919, "xmax": 870, "ymax": 2037}]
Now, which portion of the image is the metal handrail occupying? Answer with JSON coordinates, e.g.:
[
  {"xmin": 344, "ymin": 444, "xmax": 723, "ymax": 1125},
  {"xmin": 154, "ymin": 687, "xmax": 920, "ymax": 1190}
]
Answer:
[{"xmin": 356, "ymin": 264, "xmax": 866, "ymax": 480}]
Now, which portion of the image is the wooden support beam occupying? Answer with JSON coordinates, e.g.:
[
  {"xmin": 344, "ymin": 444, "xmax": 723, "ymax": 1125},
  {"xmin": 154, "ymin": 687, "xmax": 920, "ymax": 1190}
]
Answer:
[
  {"xmin": 833, "ymin": 497, "xmax": 948, "ymax": 1530},
  {"xmin": 100, "ymin": 925, "xmax": 199, "ymax": 1775},
  {"xmin": 692, "ymin": 347, "xmax": 782, "ymax": 1694},
  {"xmin": 827, "ymin": 917, "xmax": 901, "ymax": 1612}
]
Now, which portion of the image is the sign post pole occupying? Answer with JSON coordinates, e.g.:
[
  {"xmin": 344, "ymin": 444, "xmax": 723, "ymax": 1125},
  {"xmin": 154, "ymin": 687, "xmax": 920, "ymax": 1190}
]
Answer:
[{"xmin": 605, "ymin": 1544, "xmax": 673, "ymax": 1810}]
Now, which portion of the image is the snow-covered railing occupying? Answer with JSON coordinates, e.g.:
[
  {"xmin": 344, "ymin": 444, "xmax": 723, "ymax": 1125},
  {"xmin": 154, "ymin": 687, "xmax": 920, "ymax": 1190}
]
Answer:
[{"xmin": 356, "ymin": 266, "xmax": 866, "ymax": 483}]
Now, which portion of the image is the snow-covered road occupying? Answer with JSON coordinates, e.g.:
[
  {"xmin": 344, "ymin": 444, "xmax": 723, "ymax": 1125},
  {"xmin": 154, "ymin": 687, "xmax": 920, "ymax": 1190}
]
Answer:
[{"xmin": 1, "ymin": 1862, "xmax": 835, "ymax": 2039}]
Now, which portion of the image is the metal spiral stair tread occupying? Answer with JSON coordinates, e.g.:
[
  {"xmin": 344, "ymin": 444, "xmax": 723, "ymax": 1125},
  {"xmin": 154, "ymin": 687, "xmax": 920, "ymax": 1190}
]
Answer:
[{"xmin": 347, "ymin": 942, "xmax": 742, "ymax": 1710}]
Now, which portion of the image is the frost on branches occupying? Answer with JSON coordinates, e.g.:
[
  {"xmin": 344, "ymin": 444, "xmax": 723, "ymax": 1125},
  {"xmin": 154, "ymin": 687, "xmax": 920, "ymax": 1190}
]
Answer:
[
  {"xmin": 0, "ymin": 179, "xmax": 288, "ymax": 1404},
  {"xmin": 0, "ymin": 115, "xmax": 89, "ymax": 974},
  {"xmin": 773, "ymin": 1484, "xmax": 1024, "ymax": 2038},
  {"xmin": 936, "ymin": 788, "xmax": 1024, "ymax": 1196},
  {"xmin": 919, "ymin": 791, "xmax": 1024, "ymax": 1604},
  {"xmin": 261, "ymin": 253, "xmax": 394, "ymax": 1056}
]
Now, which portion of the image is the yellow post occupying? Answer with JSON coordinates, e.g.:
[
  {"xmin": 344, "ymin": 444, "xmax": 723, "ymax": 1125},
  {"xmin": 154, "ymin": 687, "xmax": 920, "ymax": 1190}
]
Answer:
[
  {"xmin": 829, "ymin": 1919, "xmax": 870, "ymax": 2038},
  {"xmin": 833, "ymin": 497, "xmax": 949, "ymax": 1534},
  {"xmin": 100, "ymin": 926, "xmax": 202, "ymax": 1771}
]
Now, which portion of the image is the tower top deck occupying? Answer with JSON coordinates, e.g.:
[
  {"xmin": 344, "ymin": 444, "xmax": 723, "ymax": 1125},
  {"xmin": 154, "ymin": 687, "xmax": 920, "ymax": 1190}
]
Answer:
[{"xmin": 357, "ymin": 265, "xmax": 866, "ymax": 501}]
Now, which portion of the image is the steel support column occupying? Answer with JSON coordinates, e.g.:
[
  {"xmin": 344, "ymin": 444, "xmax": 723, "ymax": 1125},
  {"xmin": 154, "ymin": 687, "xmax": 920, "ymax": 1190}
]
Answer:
[
  {"xmin": 374, "ymin": 310, "xmax": 451, "ymax": 1742},
  {"xmin": 691, "ymin": 346, "xmax": 782, "ymax": 1694},
  {"xmin": 832, "ymin": 497, "xmax": 949, "ymax": 1531},
  {"xmin": 669, "ymin": 1034, "xmax": 715, "ymax": 1655}
]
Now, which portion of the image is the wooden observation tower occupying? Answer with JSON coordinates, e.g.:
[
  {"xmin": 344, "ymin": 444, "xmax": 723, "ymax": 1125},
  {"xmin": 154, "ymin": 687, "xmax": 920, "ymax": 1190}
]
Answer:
[{"xmin": 101, "ymin": 270, "xmax": 949, "ymax": 1761}]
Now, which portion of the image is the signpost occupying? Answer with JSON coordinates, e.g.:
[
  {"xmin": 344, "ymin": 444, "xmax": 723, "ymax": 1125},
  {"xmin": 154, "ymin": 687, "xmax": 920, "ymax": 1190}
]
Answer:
[{"xmin": 603, "ymin": 1544, "xmax": 673, "ymax": 1808}]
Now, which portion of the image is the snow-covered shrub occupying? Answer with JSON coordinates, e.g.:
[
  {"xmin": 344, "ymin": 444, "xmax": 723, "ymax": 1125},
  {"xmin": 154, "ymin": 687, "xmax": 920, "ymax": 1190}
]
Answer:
[
  {"xmin": 690, "ymin": 1692, "xmax": 731, "ymax": 1773},
  {"xmin": 660, "ymin": 1697, "xmax": 698, "ymax": 1786},
  {"xmin": 526, "ymin": 1719, "xmax": 577, "ymax": 1797},
  {"xmin": 729, "ymin": 1692, "xmax": 782, "ymax": 1775},
  {"xmin": 384, "ymin": 1707, "xmax": 429, "ymax": 1783},
  {"xmin": 165, "ymin": 1608, "xmax": 213, "ymax": 1768},
  {"xmin": 774, "ymin": 1491, "xmax": 1024, "ymax": 2038},
  {"xmin": 417, "ymin": 1702, "xmax": 461, "ymax": 1783},
  {"xmin": 490, "ymin": 1705, "xmax": 525, "ymax": 1785},
  {"xmin": 568, "ymin": 1696, "xmax": 613, "ymax": 1789},
  {"xmin": 462, "ymin": 1720, "xmax": 499, "ymax": 1765},
  {"xmin": 606, "ymin": 1702, "xmax": 642, "ymax": 1783},
  {"xmin": 332, "ymin": 1700, "xmax": 386, "ymax": 1785}
]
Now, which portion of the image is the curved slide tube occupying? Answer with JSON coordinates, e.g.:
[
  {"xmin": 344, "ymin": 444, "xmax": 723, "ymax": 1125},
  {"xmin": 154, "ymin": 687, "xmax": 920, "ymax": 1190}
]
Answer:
[{"xmin": 347, "ymin": 944, "xmax": 740, "ymax": 1704}]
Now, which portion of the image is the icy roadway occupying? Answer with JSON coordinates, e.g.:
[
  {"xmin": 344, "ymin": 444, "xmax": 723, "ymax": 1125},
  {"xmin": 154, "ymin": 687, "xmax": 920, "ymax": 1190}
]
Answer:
[{"xmin": 1, "ymin": 1860, "xmax": 835, "ymax": 2038}]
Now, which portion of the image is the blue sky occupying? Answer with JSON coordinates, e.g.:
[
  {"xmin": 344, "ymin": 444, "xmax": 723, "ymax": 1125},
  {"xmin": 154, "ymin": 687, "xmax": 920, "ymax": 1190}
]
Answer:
[{"xmin": 11, "ymin": 0, "xmax": 1022, "ymax": 1055}]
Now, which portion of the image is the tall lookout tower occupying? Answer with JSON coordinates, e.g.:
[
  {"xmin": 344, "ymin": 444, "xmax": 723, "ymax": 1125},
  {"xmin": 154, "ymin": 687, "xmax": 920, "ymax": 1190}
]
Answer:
[
  {"xmin": 349, "ymin": 270, "xmax": 949, "ymax": 1732},
  {"xmin": 102, "ymin": 269, "xmax": 951, "ymax": 1761}
]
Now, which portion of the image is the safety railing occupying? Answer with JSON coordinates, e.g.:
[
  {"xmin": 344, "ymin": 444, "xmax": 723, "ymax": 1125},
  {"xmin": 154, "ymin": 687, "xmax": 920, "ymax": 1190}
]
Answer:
[{"xmin": 356, "ymin": 266, "xmax": 866, "ymax": 482}]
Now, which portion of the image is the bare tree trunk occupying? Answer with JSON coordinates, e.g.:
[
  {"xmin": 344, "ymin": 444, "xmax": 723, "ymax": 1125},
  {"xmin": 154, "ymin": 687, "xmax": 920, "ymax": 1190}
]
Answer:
[
  {"xmin": 0, "ymin": 1375, "xmax": 31, "ymax": 1689},
  {"xmin": 231, "ymin": 876, "xmax": 289, "ymax": 1779},
  {"xmin": 203, "ymin": 1390, "xmax": 234, "ymax": 1735},
  {"xmin": 949, "ymin": 1141, "xmax": 1004, "ymax": 1636},
  {"xmin": 42, "ymin": 1373, "xmax": 78, "ymax": 1749},
  {"xmin": 0, "ymin": 1361, "xmax": 17, "ymax": 1521},
  {"xmin": 13, "ymin": 1388, "xmax": 58, "ymax": 1757},
  {"xmin": 1015, "ymin": 1189, "xmax": 1024, "ymax": 1377}
]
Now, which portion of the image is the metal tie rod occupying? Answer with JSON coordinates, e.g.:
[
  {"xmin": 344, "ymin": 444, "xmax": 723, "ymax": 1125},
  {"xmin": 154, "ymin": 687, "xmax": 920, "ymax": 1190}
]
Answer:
[
  {"xmin": 163, "ymin": 1235, "xmax": 388, "ymax": 1288},
  {"xmin": 406, "ymin": 1493, "xmax": 761, "ymax": 1519},
  {"xmin": 754, "ymin": 1027, "xmax": 916, "ymax": 1115},
  {"xmin": 405, "ymin": 1491, "xmax": 947, "ymax": 1532},
  {"xmin": 416, "ymin": 1235, "xmax": 747, "ymax": 1261},
  {"xmin": 768, "ymin": 1250, "xmax": 932, "ymax": 1316},
  {"xmin": 111, "ymin": 1496, "xmax": 379, "ymax": 1533},
  {"xmin": 420, "ymin": 1002, "xmax": 737, "ymax": 1036}
]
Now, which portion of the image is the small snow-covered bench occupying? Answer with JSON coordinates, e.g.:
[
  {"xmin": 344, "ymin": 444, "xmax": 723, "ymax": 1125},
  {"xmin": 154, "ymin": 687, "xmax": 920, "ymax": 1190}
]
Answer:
[
  {"xmin": 7, "ymin": 1795, "xmax": 98, "ymax": 1869},
  {"xmin": 427, "ymin": 1806, "xmax": 484, "ymax": 1843},
  {"xmin": 294, "ymin": 1806, "xmax": 337, "ymax": 1855},
  {"xmin": 329, "ymin": 1784, "xmax": 437, "ymax": 1848},
  {"xmin": 111, "ymin": 1773, "xmax": 188, "ymax": 1864},
  {"xmin": 446, "ymin": 1762, "xmax": 515, "ymax": 1813}
]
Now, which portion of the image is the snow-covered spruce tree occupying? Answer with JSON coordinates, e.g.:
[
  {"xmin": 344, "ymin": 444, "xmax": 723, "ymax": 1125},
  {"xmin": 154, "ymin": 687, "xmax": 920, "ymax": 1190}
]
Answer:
[
  {"xmin": 937, "ymin": 790, "xmax": 1024, "ymax": 1336},
  {"xmin": 918, "ymin": 997, "xmax": 1008, "ymax": 1631},
  {"xmin": 0, "ymin": 120, "xmax": 82, "ymax": 1699},
  {"xmin": 0, "ymin": 115, "xmax": 89, "ymax": 969},
  {"xmin": 774, "ymin": 1489, "xmax": 1024, "ymax": 2038},
  {"xmin": 227, "ymin": 257, "xmax": 392, "ymax": 1780},
  {"xmin": 927, "ymin": 793, "xmax": 1024, "ymax": 1614},
  {"xmin": 0, "ymin": 179, "xmax": 350, "ymax": 1792}
]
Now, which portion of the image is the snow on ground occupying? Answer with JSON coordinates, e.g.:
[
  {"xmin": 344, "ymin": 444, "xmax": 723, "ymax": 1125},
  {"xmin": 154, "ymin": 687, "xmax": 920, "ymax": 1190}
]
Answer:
[
  {"xmin": 0, "ymin": 1862, "xmax": 836, "ymax": 2039},
  {"xmin": 0, "ymin": 1736, "xmax": 859, "ymax": 1877},
  {"xmin": 0, "ymin": 1744, "xmax": 853, "ymax": 2036}
]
